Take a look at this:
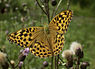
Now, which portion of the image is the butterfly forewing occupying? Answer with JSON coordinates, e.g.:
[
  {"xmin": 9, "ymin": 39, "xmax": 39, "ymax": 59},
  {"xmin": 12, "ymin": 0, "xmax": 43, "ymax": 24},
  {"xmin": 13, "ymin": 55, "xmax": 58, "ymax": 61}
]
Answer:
[
  {"xmin": 8, "ymin": 27, "xmax": 44, "ymax": 47},
  {"xmin": 49, "ymin": 10, "xmax": 72, "ymax": 34}
]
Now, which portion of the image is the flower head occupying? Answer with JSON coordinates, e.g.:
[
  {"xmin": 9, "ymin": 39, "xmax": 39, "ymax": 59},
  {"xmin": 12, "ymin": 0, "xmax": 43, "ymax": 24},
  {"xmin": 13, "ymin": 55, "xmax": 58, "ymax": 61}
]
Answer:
[
  {"xmin": 5, "ymin": 30, "xmax": 9, "ymax": 35},
  {"xmin": 62, "ymin": 50, "xmax": 73, "ymax": 67},
  {"xmin": 62, "ymin": 50, "xmax": 73, "ymax": 60},
  {"xmin": 80, "ymin": 62, "xmax": 90, "ymax": 69},
  {"xmin": 23, "ymin": 48, "xmax": 30, "ymax": 56},
  {"xmin": 19, "ymin": 48, "xmax": 29, "ymax": 61},
  {"xmin": 43, "ymin": 61, "xmax": 48, "ymax": 67},
  {"xmin": 10, "ymin": 60, "xmax": 15, "ymax": 65},
  {"xmin": 70, "ymin": 42, "xmax": 83, "ymax": 55},
  {"xmin": 0, "ymin": 51, "xmax": 7, "ymax": 65},
  {"xmin": 10, "ymin": 60, "xmax": 15, "ymax": 68},
  {"xmin": 51, "ymin": 0, "xmax": 57, "ymax": 6},
  {"xmin": 18, "ymin": 61, "xmax": 23, "ymax": 68},
  {"xmin": 70, "ymin": 42, "xmax": 84, "ymax": 58}
]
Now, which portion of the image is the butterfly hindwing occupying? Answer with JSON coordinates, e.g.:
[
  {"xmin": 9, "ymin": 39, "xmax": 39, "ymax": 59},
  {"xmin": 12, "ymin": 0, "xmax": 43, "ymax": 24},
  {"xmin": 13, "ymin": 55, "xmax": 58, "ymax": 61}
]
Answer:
[
  {"xmin": 53, "ymin": 32, "xmax": 65, "ymax": 56},
  {"xmin": 30, "ymin": 40, "xmax": 52, "ymax": 58},
  {"xmin": 49, "ymin": 10, "xmax": 72, "ymax": 56},
  {"xmin": 50, "ymin": 30, "xmax": 65, "ymax": 56},
  {"xmin": 29, "ymin": 30, "xmax": 52, "ymax": 58}
]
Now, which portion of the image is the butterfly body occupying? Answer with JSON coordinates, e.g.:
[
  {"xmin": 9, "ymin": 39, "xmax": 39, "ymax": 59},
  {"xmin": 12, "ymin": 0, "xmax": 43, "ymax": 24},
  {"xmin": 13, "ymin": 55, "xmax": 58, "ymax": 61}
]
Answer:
[{"xmin": 8, "ymin": 10, "xmax": 72, "ymax": 58}]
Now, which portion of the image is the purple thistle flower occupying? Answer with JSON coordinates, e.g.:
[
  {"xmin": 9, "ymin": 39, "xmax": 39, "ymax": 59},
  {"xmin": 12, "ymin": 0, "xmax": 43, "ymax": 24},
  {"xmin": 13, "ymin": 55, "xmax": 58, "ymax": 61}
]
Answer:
[
  {"xmin": 80, "ymin": 62, "xmax": 90, "ymax": 69},
  {"xmin": 23, "ymin": 48, "xmax": 30, "ymax": 56},
  {"xmin": 43, "ymin": 61, "xmax": 48, "ymax": 67},
  {"xmin": 5, "ymin": 30, "xmax": 9, "ymax": 35},
  {"xmin": 24, "ymin": 48, "xmax": 30, "ymax": 53},
  {"xmin": 18, "ymin": 61, "xmax": 23, "ymax": 68},
  {"xmin": 19, "ymin": 48, "xmax": 29, "ymax": 62}
]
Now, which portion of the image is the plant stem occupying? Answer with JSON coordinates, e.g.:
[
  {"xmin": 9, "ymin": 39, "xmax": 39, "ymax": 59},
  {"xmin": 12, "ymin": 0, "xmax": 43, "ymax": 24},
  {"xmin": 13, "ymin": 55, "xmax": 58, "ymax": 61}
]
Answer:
[
  {"xmin": 35, "ymin": 0, "xmax": 47, "ymax": 15},
  {"xmin": 36, "ymin": 0, "xmax": 50, "ymax": 23},
  {"xmin": 52, "ymin": 0, "xmax": 62, "ymax": 17},
  {"xmin": 51, "ymin": 56, "xmax": 54, "ymax": 69},
  {"xmin": 55, "ymin": 56, "xmax": 57, "ymax": 69},
  {"xmin": 51, "ymin": 7, "xmax": 56, "ymax": 19},
  {"xmin": 75, "ymin": 57, "xmax": 80, "ymax": 69},
  {"xmin": 59, "ymin": 56, "xmax": 64, "ymax": 63},
  {"xmin": 77, "ymin": 57, "xmax": 80, "ymax": 69},
  {"xmin": 44, "ymin": 0, "xmax": 50, "ymax": 23},
  {"xmin": 57, "ymin": 55, "xmax": 59, "ymax": 69},
  {"xmin": 67, "ymin": 0, "xmax": 70, "ymax": 10}
]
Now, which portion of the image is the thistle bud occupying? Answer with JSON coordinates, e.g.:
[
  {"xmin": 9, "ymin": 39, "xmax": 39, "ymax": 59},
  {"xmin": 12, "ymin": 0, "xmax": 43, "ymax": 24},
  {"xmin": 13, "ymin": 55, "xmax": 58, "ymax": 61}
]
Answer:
[
  {"xmin": 5, "ymin": 30, "xmax": 9, "ymax": 35},
  {"xmin": 10, "ymin": 60, "xmax": 15, "ymax": 64},
  {"xmin": 75, "ymin": 48, "xmax": 84, "ymax": 58},
  {"xmin": 62, "ymin": 50, "xmax": 73, "ymax": 67},
  {"xmin": 51, "ymin": 0, "xmax": 57, "ymax": 6},
  {"xmin": 19, "ymin": 53, "xmax": 26, "ymax": 61},
  {"xmin": 40, "ymin": 0, "xmax": 49, "ymax": 3},
  {"xmin": 0, "ymin": 51, "xmax": 9, "ymax": 69},
  {"xmin": 58, "ymin": 61, "xmax": 62, "ymax": 66},
  {"xmin": 10, "ymin": 60, "xmax": 15, "ymax": 68},
  {"xmin": 43, "ymin": 61, "xmax": 48, "ymax": 67},
  {"xmin": 5, "ymin": 4, "xmax": 10, "ymax": 8},
  {"xmin": 1, "ymin": 45, "xmax": 6, "ymax": 53},
  {"xmin": 62, "ymin": 50, "xmax": 73, "ymax": 61},
  {"xmin": 18, "ymin": 61, "xmax": 23, "ymax": 69},
  {"xmin": 80, "ymin": 62, "xmax": 90, "ymax": 69},
  {"xmin": 0, "ymin": 51, "xmax": 7, "ymax": 65},
  {"xmin": 21, "ymin": 17, "xmax": 25, "ymax": 23},
  {"xmin": 70, "ymin": 42, "xmax": 83, "ymax": 58},
  {"xmin": 23, "ymin": 48, "xmax": 30, "ymax": 56},
  {"xmin": 66, "ymin": 60, "xmax": 73, "ymax": 68},
  {"xmin": 71, "ymin": 67, "xmax": 74, "ymax": 69},
  {"xmin": 15, "ymin": 7, "xmax": 18, "ymax": 11},
  {"xmin": 1, "ymin": 8, "xmax": 7, "ymax": 14},
  {"xmin": 22, "ymin": 3, "xmax": 27, "ymax": 7},
  {"xmin": 2, "ymin": 61, "xmax": 9, "ymax": 69}
]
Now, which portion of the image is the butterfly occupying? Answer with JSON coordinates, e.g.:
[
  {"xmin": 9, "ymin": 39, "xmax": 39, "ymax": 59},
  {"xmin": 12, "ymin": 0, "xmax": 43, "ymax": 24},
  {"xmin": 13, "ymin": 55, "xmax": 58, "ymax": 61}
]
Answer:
[{"xmin": 8, "ymin": 10, "xmax": 72, "ymax": 58}]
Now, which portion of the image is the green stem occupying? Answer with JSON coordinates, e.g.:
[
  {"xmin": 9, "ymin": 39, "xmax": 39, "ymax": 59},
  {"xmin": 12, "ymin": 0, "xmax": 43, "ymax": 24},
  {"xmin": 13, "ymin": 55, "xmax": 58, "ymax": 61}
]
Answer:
[
  {"xmin": 35, "ymin": 0, "xmax": 47, "ymax": 15},
  {"xmin": 52, "ymin": 0, "xmax": 62, "ymax": 17},
  {"xmin": 51, "ymin": 56, "xmax": 54, "ymax": 69},
  {"xmin": 67, "ymin": 0, "xmax": 70, "ymax": 10},
  {"xmin": 44, "ymin": 0, "xmax": 50, "ymax": 23},
  {"xmin": 55, "ymin": 56, "xmax": 57, "ymax": 69},
  {"xmin": 59, "ymin": 56, "xmax": 64, "ymax": 63},
  {"xmin": 57, "ymin": 55, "xmax": 59, "ymax": 69}
]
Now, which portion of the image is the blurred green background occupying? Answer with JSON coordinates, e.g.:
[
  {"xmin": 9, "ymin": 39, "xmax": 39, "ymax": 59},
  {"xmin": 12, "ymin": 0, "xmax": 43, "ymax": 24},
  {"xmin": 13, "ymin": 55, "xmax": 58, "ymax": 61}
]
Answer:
[{"xmin": 0, "ymin": 0, "xmax": 95, "ymax": 69}]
